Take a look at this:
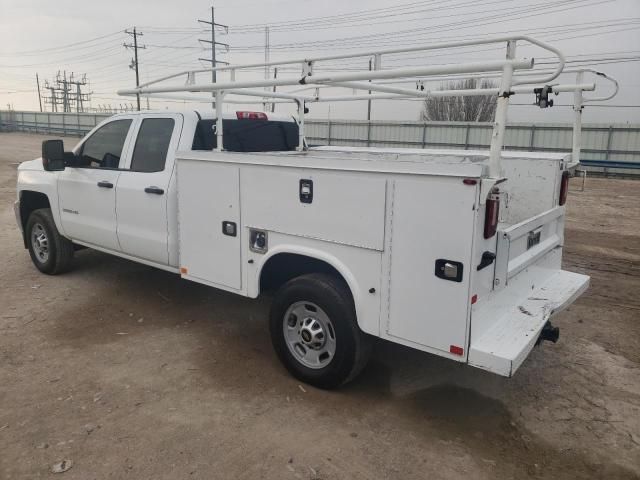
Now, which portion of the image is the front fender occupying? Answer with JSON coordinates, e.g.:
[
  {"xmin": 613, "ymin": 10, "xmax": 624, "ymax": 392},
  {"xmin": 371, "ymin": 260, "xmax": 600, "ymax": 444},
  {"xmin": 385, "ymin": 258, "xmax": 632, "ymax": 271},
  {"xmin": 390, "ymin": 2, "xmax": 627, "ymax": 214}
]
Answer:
[{"xmin": 17, "ymin": 168, "xmax": 63, "ymax": 235}]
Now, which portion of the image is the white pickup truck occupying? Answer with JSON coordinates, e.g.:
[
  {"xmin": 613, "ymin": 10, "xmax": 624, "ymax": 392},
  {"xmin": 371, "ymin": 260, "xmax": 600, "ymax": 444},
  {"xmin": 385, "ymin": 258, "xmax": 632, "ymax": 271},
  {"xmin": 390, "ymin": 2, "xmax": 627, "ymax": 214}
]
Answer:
[{"xmin": 15, "ymin": 108, "xmax": 588, "ymax": 388}]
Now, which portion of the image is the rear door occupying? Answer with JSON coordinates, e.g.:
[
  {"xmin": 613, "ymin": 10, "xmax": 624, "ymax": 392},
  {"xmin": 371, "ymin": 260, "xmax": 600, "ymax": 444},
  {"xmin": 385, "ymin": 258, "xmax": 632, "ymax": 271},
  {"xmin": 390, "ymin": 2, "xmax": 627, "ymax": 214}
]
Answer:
[
  {"xmin": 115, "ymin": 114, "xmax": 183, "ymax": 265},
  {"xmin": 176, "ymin": 160, "xmax": 241, "ymax": 290},
  {"xmin": 386, "ymin": 176, "xmax": 477, "ymax": 356},
  {"xmin": 58, "ymin": 117, "xmax": 136, "ymax": 250}
]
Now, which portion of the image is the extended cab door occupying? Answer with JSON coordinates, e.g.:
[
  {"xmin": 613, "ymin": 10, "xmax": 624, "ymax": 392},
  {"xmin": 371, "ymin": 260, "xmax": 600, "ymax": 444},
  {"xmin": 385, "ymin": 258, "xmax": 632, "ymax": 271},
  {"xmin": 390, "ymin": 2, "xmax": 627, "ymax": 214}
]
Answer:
[
  {"xmin": 58, "ymin": 117, "xmax": 136, "ymax": 250},
  {"xmin": 115, "ymin": 114, "xmax": 182, "ymax": 265}
]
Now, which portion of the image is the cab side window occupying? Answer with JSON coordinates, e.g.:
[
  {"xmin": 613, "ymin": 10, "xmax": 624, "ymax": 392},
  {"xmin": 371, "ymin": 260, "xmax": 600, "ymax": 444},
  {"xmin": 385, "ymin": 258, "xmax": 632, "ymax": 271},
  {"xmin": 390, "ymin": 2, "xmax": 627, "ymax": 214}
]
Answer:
[
  {"xmin": 80, "ymin": 119, "xmax": 132, "ymax": 168},
  {"xmin": 130, "ymin": 118, "xmax": 175, "ymax": 172}
]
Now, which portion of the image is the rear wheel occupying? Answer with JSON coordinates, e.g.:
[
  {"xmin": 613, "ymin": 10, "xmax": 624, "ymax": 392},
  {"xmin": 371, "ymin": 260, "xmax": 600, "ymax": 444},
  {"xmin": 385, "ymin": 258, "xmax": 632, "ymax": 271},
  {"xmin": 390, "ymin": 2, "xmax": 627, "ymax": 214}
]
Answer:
[
  {"xmin": 269, "ymin": 273, "xmax": 372, "ymax": 389},
  {"xmin": 26, "ymin": 208, "xmax": 74, "ymax": 275}
]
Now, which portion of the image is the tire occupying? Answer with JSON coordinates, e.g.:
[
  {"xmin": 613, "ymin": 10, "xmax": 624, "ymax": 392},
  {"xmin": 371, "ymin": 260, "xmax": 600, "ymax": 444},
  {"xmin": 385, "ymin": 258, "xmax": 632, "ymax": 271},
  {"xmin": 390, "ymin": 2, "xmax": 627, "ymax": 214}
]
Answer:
[
  {"xmin": 269, "ymin": 273, "xmax": 372, "ymax": 389},
  {"xmin": 26, "ymin": 208, "xmax": 74, "ymax": 275}
]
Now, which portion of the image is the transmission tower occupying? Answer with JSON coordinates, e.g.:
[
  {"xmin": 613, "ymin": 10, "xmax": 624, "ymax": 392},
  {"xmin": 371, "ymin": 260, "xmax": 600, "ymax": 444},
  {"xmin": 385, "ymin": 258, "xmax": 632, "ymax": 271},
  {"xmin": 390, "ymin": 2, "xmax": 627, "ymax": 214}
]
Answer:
[
  {"xmin": 40, "ymin": 71, "xmax": 91, "ymax": 112},
  {"xmin": 67, "ymin": 73, "xmax": 91, "ymax": 112},
  {"xmin": 198, "ymin": 6, "xmax": 229, "ymax": 108}
]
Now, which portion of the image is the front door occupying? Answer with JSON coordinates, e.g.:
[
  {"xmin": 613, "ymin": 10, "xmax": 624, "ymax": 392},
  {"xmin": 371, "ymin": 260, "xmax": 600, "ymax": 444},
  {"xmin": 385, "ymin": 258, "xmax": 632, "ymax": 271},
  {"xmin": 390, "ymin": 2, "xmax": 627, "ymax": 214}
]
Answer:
[
  {"xmin": 58, "ymin": 118, "xmax": 135, "ymax": 250},
  {"xmin": 115, "ymin": 115, "xmax": 182, "ymax": 265}
]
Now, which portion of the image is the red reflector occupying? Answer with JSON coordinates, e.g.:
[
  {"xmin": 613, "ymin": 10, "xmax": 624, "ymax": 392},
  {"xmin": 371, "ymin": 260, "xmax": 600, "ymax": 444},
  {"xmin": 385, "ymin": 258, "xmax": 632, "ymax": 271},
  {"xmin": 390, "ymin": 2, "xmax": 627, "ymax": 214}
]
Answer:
[
  {"xmin": 463, "ymin": 178, "xmax": 478, "ymax": 185},
  {"xmin": 559, "ymin": 171, "xmax": 569, "ymax": 206},
  {"xmin": 484, "ymin": 191, "xmax": 500, "ymax": 239},
  {"xmin": 450, "ymin": 345, "xmax": 464, "ymax": 356},
  {"xmin": 471, "ymin": 294, "xmax": 478, "ymax": 305},
  {"xmin": 236, "ymin": 111, "xmax": 268, "ymax": 120}
]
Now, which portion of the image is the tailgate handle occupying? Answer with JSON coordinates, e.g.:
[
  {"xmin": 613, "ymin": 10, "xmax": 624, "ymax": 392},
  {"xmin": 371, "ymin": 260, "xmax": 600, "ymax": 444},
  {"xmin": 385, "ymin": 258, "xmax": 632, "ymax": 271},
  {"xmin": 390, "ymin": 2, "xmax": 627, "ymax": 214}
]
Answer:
[
  {"xmin": 477, "ymin": 251, "xmax": 496, "ymax": 271},
  {"xmin": 527, "ymin": 229, "xmax": 542, "ymax": 250}
]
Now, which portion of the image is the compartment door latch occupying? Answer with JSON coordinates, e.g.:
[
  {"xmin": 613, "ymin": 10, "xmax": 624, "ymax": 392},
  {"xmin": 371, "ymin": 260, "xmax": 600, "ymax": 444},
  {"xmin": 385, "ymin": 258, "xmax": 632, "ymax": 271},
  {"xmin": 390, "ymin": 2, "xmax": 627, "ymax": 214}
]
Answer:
[
  {"xmin": 222, "ymin": 221, "xmax": 237, "ymax": 237},
  {"xmin": 299, "ymin": 179, "xmax": 313, "ymax": 204},
  {"xmin": 435, "ymin": 259, "xmax": 464, "ymax": 283}
]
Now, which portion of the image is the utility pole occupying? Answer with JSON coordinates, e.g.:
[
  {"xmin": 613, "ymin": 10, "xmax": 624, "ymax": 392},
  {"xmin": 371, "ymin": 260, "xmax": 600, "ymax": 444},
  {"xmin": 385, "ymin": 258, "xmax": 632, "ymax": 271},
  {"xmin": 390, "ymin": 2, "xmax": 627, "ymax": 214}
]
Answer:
[
  {"xmin": 36, "ymin": 73, "xmax": 43, "ymax": 112},
  {"xmin": 271, "ymin": 68, "xmax": 278, "ymax": 113},
  {"xmin": 124, "ymin": 27, "xmax": 146, "ymax": 111},
  {"xmin": 198, "ymin": 6, "xmax": 229, "ymax": 108},
  {"xmin": 263, "ymin": 26, "xmax": 270, "ymax": 111},
  {"xmin": 367, "ymin": 58, "xmax": 372, "ymax": 121}
]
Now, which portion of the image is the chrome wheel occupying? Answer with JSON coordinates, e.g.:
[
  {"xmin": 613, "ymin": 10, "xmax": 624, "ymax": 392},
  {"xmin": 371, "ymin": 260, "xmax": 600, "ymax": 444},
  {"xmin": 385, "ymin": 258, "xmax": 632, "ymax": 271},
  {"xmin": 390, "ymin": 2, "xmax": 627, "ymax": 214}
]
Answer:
[
  {"xmin": 31, "ymin": 223, "xmax": 49, "ymax": 264},
  {"xmin": 283, "ymin": 301, "xmax": 337, "ymax": 369}
]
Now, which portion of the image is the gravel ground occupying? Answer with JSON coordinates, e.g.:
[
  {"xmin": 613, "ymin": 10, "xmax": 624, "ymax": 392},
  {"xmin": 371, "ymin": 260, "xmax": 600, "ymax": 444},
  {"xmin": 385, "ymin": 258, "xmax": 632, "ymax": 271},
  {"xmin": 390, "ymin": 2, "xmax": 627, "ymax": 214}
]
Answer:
[{"xmin": 0, "ymin": 132, "xmax": 638, "ymax": 480}]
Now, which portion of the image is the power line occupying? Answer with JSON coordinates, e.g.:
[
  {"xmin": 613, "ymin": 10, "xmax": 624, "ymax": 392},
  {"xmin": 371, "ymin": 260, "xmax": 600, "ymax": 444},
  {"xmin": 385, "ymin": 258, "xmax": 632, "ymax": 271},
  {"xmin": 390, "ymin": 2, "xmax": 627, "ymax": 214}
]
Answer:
[
  {"xmin": 228, "ymin": 0, "xmax": 463, "ymax": 31},
  {"xmin": 0, "ymin": 30, "xmax": 124, "ymax": 56},
  {"xmin": 226, "ymin": 0, "xmax": 604, "ymax": 33},
  {"xmin": 0, "ymin": 44, "xmax": 125, "ymax": 68},
  {"xmin": 227, "ymin": 0, "xmax": 617, "ymax": 52}
]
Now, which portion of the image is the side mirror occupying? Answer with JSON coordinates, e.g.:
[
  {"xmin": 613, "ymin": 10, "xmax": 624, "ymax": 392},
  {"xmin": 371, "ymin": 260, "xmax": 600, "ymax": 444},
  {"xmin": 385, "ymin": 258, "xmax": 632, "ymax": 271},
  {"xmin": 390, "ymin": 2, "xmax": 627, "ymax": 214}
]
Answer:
[{"xmin": 42, "ymin": 139, "xmax": 66, "ymax": 171}]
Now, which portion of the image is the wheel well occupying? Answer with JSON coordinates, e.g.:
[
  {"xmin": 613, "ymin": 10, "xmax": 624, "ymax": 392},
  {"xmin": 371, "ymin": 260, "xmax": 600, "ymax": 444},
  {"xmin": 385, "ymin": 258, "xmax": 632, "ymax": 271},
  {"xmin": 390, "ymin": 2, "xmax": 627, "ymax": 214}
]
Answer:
[
  {"xmin": 259, "ymin": 253, "xmax": 347, "ymax": 294},
  {"xmin": 19, "ymin": 191, "xmax": 51, "ymax": 247}
]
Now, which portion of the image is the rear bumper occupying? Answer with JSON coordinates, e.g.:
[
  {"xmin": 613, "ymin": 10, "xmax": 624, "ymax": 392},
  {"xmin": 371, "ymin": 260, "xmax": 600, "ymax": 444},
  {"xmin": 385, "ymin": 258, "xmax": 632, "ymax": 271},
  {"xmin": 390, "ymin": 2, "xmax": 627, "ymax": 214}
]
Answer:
[{"xmin": 468, "ymin": 269, "xmax": 589, "ymax": 377}]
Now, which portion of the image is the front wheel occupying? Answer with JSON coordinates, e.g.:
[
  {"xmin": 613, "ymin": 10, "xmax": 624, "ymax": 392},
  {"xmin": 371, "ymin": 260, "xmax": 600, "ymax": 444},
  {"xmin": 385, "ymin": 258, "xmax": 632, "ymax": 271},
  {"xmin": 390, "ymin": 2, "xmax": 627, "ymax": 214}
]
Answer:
[
  {"xmin": 26, "ymin": 208, "xmax": 74, "ymax": 275},
  {"xmin": 269, "ymin": 273, "xmax": 372, "ymax": 389}
]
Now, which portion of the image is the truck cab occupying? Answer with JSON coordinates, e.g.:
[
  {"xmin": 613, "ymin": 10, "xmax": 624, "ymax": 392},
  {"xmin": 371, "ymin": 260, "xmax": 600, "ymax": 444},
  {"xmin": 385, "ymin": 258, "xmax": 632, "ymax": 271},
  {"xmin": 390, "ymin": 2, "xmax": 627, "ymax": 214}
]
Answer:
[{"xmin": 16, "ymin": 110, "xmax": 299, "ymax": 271}]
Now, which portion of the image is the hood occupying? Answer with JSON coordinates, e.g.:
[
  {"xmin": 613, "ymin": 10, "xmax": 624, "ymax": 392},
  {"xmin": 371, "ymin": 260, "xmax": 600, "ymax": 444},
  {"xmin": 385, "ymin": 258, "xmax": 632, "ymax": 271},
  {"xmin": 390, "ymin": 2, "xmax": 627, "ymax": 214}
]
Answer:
[{"xmin": 18, "ymin": 158, "xmax": 44, "ymax": 171}]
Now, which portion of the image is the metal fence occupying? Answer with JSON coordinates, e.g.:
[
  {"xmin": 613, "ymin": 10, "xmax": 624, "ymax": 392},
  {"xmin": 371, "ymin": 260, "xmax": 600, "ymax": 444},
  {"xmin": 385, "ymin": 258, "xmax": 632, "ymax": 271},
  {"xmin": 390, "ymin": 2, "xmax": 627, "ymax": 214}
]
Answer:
[
  {"xmin": 2, "ymin": 110, "xmax": 639, "ymax": 174},
  {"xmin": 0, "ymin": 110, "xmax": 110, "ymax": 137},
  {"xmin": 305, "ymin": 119, "xmax": 640, "ymax": 174}
]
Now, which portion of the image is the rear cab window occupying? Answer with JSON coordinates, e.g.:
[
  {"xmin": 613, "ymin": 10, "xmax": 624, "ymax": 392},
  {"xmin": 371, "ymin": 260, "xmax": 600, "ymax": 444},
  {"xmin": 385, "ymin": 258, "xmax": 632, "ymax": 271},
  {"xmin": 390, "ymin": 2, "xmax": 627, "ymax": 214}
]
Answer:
[
  {"xmin": 130, "ymin": 118, "xmax": 175, "ymax": 172},
  {"xmin": 192, "ymin": 119, "xmax": 299, "ymax": 152}
]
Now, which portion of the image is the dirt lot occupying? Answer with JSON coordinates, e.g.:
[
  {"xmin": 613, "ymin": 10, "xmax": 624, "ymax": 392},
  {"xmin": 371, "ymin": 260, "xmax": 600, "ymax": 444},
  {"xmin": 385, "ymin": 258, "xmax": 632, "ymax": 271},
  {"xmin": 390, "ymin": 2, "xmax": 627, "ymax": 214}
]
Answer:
[{"xmin": 0, "ymin": 132, "xmax": 638, "ymax": 480}]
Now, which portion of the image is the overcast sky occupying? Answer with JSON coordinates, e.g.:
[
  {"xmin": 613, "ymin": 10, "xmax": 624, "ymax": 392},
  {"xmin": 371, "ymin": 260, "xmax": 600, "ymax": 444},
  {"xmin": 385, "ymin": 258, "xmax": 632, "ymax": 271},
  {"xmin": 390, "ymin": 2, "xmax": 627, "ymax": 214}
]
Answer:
[{"xmin": 1, "ymin": 0, "xmax": 638, "ymax": 123}]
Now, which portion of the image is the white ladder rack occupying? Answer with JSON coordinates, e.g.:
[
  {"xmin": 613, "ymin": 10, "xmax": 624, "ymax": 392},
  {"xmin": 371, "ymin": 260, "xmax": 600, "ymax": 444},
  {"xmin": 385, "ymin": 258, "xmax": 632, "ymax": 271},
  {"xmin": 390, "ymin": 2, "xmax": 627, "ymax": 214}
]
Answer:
[{"xmin": 118, "ymin": 35, "xmax": 570, "ymax": 180}]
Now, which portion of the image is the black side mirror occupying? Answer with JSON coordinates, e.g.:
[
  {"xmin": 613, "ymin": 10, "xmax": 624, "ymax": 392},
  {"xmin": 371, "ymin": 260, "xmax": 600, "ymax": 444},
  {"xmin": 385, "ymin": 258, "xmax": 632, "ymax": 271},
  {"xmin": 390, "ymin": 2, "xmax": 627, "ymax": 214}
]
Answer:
[{"xmin": 42, "ymin": 139, "xmax": 66, "ymax": 171}]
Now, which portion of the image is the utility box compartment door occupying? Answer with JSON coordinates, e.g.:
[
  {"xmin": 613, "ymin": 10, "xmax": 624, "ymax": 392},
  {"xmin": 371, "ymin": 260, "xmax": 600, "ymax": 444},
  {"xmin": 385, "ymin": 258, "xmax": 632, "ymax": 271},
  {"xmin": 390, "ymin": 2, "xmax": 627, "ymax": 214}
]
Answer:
[
  {"xmin": 242, "ymin": 167, "xmax": 386, "ymax": 251},
  {"xmin": 177, "ymin": 160, "xmax": 242, "ymax": 290},
  {"xmin": 386, "ymin": 177, "xmax": 476, "ymax": 355}
]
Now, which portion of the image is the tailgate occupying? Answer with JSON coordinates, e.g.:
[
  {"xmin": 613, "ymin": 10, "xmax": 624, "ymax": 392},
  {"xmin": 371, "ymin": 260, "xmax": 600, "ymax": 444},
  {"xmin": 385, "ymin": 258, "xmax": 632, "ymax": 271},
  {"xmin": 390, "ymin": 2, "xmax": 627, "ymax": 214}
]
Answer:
[
  {"xmin": 494, "ymin": 206, "xmax": 565, "ymax": 288},
  {"xmin": 469, "ymin": 269, "xmax": 589, "ymax": 376},
  {"xmin": 467, "ymin": 204, "xmax": 590, "ymax": 377}
]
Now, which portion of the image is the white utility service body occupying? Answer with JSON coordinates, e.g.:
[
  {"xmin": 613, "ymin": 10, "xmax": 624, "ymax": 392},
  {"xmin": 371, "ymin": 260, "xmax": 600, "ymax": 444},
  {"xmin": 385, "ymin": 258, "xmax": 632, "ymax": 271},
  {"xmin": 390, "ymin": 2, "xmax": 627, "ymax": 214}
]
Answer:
[
  {"xmin": 17, "ymin": 36, "xmax": 606, "ymax": 387},
  {"xmin": 175, "ymin": 145, "xmax": 587, "ymax": 376}
]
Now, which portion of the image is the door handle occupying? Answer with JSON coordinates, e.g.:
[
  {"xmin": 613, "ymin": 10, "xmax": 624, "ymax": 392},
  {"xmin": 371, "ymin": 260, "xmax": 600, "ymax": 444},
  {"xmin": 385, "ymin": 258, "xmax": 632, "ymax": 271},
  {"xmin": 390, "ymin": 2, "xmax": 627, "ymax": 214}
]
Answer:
[
  {"xmin": 144, "ymin": 186, "xmax": 164, "ymax": 195},
  {"xmin": 97, "ymin": 181, "xmax": 113, "ymax": 188}
]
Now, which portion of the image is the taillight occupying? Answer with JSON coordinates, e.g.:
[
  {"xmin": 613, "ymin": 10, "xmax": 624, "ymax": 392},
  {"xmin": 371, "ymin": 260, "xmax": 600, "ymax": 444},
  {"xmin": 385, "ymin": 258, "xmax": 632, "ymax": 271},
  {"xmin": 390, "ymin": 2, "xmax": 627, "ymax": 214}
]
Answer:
[
  {"xmin": 236, "ymin": 111, "xmax": 267, "ymax": 120},
  {"xmin": 484, "ymin": 190, "xmax": 500, "ymax": 239},
  {"xmin": 559, "ymin": 171, "xmax": 569, "ymax": 206}
]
